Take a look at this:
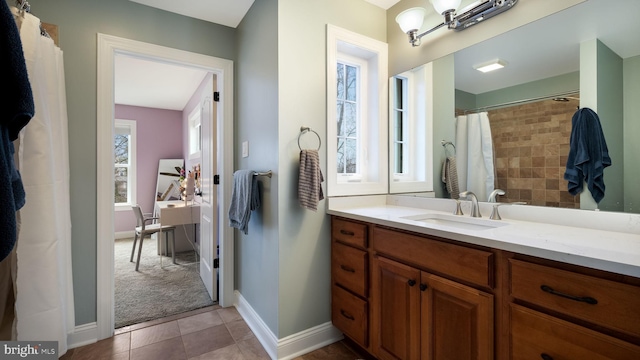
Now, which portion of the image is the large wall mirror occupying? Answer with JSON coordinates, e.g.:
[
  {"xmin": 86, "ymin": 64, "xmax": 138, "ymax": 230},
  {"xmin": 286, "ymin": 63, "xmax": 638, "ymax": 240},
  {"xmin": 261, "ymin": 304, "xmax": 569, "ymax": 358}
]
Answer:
[{"xmin": 391, "ymin": 0, "xmax": 640, "ymax": 214}]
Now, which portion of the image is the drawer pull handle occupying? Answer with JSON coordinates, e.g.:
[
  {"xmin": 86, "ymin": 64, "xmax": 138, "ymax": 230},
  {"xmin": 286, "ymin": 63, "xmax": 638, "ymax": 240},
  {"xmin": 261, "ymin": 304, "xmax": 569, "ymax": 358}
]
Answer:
[
  {"xmin": 339, "ymin": 229, "xmax": 355, "ymax": 236},
  {"xmin": 340, "ymin": 264, "xmax": 356, "ymax": 273},
  {"xmin": 540, "ymin": 285, "xmax": 598, "ymax": 305},
  {"xmin": 340, "ymin": 309, "xmax": 355, "ymax": 321},
  {"xmin": 419, "ymin": 284, "xmax": 428, "ymax": 291},
  {"xmin": 407, "ymin": 279, "xmax": 416, "ymax": 287},
  {"xmin": 540, "ymin": 353, "xmax": 553, "ymax": 360}
]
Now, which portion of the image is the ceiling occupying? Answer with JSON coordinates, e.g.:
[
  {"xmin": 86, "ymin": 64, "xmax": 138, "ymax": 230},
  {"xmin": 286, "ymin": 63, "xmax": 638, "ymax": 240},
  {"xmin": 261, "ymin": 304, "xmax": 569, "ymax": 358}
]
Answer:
[
  {"xmin": 454, "ymin": 0, "xmax": 640, "ymax": 95},
  {"xmin": 116, "ymin": 0, "xmax": 639, "ymax": 111}
]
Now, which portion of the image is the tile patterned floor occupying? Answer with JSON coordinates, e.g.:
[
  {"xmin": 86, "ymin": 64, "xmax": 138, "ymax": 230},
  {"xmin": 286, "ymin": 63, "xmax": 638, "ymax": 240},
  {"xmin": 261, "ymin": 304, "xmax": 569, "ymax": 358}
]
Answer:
[{"xmin": 60, "ymin": 305, "xmax": 367, "ymax": 360}]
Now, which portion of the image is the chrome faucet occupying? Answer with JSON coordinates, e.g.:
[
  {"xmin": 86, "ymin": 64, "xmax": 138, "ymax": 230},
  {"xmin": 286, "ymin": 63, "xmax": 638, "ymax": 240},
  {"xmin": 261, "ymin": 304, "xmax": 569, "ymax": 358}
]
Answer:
[
  {"xmin": 488, "ymin": 189, "xmax": 505, "ymax": 202},
  {"xmin": 459, "ymin": 191, "xmax": 481, "ymax": 217}
]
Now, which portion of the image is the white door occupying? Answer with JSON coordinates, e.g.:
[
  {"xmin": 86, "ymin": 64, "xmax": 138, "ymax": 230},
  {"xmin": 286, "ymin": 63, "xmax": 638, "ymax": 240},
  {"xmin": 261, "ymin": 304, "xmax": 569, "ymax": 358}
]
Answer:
[{"xmin": 199, "ymin": 78, "xmax": 218, "ymax": 301}]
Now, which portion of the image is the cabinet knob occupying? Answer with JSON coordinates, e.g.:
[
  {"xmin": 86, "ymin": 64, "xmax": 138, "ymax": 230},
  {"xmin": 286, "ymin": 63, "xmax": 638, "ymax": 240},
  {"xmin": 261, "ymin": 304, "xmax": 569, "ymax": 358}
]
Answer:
[
  {"xmin": 419, "ymin": 284, "xmax": 428, "ymax": 291},
  {"xmin": 540, "ymin": 285, "xmax": 598, "ymax": 305},
  {"xmin": 407, "ymin": 279, "xmax": 416, "ymax": 287},
  {"xmin": 540, "ymin": 353, "xmax": 553, "ymax": 360}
]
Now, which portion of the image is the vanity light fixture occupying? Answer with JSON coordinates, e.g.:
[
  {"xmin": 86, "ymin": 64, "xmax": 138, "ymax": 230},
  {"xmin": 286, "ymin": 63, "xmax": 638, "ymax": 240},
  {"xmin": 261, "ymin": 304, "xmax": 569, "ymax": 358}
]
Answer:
[
  {"xmin": 396, "ymin": 0, "xmax": 519, "ymax": 47},
  {"xmin": 473, "ymin": 59, "xmax": 507, "ymax": 73}
]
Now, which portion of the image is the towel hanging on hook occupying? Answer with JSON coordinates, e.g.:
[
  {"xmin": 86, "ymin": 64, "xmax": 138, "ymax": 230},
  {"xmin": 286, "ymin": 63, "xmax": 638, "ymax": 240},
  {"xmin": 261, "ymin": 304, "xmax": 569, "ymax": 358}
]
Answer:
[{"xmin": 298, "ymin": 126, "xmax": 321, "ymax": 151}]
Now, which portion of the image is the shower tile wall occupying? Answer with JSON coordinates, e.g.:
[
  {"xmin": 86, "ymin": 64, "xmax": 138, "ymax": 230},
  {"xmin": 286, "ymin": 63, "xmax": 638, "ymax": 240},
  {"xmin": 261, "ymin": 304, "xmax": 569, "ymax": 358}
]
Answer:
[{"xmin": 488, "ymin": 98, "xmax": 580, "ymax": 208}]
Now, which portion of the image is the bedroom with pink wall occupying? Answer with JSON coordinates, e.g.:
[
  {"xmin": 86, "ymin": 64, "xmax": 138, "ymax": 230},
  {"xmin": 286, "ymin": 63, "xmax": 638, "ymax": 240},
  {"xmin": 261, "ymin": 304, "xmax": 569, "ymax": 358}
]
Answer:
[
  {"xmin": 113, "ymin": 105, "xmax": 183, "ymax": 234},
  {"xmin": 113, "ymin": 73, "xmax": 211, "ymax": 236}
]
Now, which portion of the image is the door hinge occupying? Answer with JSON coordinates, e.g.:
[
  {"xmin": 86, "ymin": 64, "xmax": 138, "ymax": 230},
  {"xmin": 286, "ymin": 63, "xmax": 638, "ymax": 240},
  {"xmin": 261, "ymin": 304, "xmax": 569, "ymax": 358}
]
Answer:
[
  {"xmin": 213, "ymin": 258, "xmax": 219, "ymax": 268},
  {"xmin": 213, "ymin": 92, "xmax": 220, "ymax": 102},
  {"xmin": 214, "ymin": 175, "xmax": 220, "ymax": 185}
]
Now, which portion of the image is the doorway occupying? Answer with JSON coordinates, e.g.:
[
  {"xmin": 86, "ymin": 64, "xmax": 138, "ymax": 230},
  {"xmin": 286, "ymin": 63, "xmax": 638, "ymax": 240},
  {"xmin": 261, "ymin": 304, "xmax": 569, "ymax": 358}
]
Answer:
[{"xmin": 96, "ymin": 34, "xmax": 235, "ymax": 340}]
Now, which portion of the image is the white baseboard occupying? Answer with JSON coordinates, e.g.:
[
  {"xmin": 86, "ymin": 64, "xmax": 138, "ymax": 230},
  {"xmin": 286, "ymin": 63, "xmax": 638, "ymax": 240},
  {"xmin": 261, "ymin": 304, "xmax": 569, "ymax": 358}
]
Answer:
[
  {"xmin": 115, "ymin": 231, "xmax": 135, "ymax": 239},
  {"xmin": 67, "ymin": 322, "xmax": 98, "ymax": 349},
  {"xmin": 234, "ymin": 290, "xmax": 343, "ymax": 360}
]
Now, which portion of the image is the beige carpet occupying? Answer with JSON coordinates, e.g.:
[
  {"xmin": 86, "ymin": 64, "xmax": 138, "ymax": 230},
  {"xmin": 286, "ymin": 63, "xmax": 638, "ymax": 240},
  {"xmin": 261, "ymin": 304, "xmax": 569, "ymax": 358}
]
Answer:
[{"xmin": 114, "ymin": 237, "xmax": 214, "ymax": 328}]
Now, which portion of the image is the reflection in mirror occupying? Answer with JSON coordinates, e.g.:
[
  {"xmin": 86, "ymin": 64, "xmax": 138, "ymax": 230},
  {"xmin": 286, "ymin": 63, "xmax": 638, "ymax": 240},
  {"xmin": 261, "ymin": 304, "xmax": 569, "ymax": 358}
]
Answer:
[
  {"xmin": 389, "ymin": 64, "xmax": 433, "ymax": 194},
  {"xmin": 156, "ymin": 159, "xmax": 184, "ymax": 202},
  {"xmin": 391, "ymin": 0, "xmax": 640, "ymax": 213}
]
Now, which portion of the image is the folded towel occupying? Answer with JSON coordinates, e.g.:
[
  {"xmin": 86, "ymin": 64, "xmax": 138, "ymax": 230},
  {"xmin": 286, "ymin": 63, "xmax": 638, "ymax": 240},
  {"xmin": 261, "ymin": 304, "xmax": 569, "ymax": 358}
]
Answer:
[
  {"xmin": 441, "ymin": 156, "xmax": 460, "ymax": 200},
  {"xmin": 298, "ymin": 150, "xmax": 324, "ymax": 211},
  {"xmin": 228, "ymin": 170, "xmax": 260, "ymax": 235},
  {"xmin": 563, "ymin": 108, "xmax": 611, "ymax": 203},
  {"xmin": 1, "ymin": 0, "xmax": 34, "ymax": 261}
]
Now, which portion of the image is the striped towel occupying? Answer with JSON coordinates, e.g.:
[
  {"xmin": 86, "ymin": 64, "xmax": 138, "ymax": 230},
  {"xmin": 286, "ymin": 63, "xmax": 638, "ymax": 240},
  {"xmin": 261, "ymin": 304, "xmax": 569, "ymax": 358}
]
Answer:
[
  {"xmin": 442, "ymin": 156, "xmax": 460, "ymax": 200},
  {"xmin": 298, "ymin": 150, "xmax": 324, "ymax": 211}
]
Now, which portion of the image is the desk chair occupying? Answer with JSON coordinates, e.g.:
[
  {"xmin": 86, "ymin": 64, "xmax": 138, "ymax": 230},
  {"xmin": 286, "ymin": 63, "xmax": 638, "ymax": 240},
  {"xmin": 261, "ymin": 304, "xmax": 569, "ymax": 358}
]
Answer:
[{"xmin": 131, "ymin": 204, "xmax": 176, "ymax": 271}]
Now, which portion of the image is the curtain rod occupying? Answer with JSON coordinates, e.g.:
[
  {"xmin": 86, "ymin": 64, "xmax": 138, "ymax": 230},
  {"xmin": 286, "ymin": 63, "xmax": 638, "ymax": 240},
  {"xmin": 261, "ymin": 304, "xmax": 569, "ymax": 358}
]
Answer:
[{"xmin": 462, "ymin": 90, "xmax": 579, "ymax": 114}]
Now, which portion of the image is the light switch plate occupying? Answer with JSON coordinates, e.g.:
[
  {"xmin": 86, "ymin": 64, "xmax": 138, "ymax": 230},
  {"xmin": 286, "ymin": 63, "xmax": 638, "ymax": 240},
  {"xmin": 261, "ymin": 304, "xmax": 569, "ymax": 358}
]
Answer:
[{"xmin": 242, "ymin": 141, "xmax": 249, "ymax": 158}]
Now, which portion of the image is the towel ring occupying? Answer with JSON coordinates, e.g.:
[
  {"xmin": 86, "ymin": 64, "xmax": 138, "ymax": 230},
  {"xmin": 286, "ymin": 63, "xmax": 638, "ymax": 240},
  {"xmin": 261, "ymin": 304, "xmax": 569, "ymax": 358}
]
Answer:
[
  {"xmin": 441, "ymin": 140, "xmax": 456, "ymax": 156},
  {"xmin": 298, "ymin": 126, "xmax": 321, "ymax": 151}
]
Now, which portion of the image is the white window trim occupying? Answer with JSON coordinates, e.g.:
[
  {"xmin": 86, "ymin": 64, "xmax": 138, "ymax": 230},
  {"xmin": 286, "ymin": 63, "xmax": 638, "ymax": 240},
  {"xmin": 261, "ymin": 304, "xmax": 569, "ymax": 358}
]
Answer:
[
  {"xmin": 389, "ymin": 64, "xmax": 434, "ymax": 194},
  {"xmin": 327, "ymin": 24, "xmax": 388, "ymax": 196},
  {"xmin": 114, "ymin": 119, "xmax": 137, "ymax": 211}
]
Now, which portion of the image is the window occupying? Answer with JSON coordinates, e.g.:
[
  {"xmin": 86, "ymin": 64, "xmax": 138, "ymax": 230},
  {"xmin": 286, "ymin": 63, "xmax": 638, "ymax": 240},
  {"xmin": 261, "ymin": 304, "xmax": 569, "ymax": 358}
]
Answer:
[
  {"xmin": 188, "ymin": 107, "xmax": 202, "ymax": 159},
  {"xmin": 336, "ymin": 57, "xmax": 366, "ymax": 179},
  {"xmin": 114, "ymin": 119, "xmax": 136, "ymax": 210},
  {"xmin": 327, "ymin": 25, "xmax": 388, "ymax": 196},
  {"xmin": 392, "ymin": 76, "xmax": 408, "ymax": 175}
]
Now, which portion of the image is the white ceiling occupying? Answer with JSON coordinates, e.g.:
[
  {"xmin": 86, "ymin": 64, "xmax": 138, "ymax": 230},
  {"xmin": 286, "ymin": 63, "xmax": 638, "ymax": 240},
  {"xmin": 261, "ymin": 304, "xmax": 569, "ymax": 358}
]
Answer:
[
  {"xmin": 116, "ymin": 0, "xmax": 639, "ymax": 111},
  {"xmin": 454, "ymin": 0, "xmax": 640, "ymax": 95}
]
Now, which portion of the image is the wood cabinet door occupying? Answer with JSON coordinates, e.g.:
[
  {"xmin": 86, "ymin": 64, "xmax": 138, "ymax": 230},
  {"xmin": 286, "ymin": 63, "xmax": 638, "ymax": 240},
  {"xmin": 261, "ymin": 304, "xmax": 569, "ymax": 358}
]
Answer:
[
  {"xmin": 372, "ymin": 256, "xmax": 421, "ymax": 360},
  {"xmin": 420, "ymin": 273, "xmax": 494, "ymax": 360}
]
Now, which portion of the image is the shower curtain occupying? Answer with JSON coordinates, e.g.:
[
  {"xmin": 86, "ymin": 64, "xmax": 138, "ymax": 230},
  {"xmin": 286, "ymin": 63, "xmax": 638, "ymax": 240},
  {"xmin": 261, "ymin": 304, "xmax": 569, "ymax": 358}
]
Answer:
[
  {"xmin": 11, "ymin": 7, "xmax": 74, "ymax": 355},
  {"xmin": 455, "ymin": 112, "xmax": 495, "ymax": 202}
]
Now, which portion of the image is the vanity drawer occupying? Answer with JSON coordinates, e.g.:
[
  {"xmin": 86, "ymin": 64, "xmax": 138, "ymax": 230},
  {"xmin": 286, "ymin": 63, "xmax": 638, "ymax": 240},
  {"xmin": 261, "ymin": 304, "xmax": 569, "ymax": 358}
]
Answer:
[
  {"xmin": 332, "ymin": 217, "xmax": 367, "ymax": 249},
  {"xmin": 332, "ymin": 242, "xmax": 368, "ymax": 298},
  {"xmin": 511, "ymin": 304, "xmax": 640, "ymax": 359},
  {"xmin": 332, "ymin": 284, "xmax": 368, "ymax": 347},
  {"xmin": 372, "ymin": 227, "xmax": 494, "ymax": 288},
  {"xmin": 510, "ymin": 259, "xmax": 640, "ymax": 338}
]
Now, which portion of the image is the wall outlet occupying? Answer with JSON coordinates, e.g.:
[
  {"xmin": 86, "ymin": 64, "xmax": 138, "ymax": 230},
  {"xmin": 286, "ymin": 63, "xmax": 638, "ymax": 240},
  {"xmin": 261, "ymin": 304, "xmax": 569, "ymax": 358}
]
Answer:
[{"xmin": 242, "ymin": 141, "xmax": 249, "ymax": 158}]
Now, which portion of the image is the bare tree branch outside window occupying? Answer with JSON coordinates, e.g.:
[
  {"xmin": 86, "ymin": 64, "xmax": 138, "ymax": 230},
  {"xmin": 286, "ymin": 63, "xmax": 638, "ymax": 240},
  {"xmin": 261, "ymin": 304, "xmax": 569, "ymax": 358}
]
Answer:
[
  {"xmin": 336, "ymin": 62, "xmax": 358, "ymax": 174},
  {"xmin": 114, "ymin": 134, "xmax": 129, "ymax": 203}
]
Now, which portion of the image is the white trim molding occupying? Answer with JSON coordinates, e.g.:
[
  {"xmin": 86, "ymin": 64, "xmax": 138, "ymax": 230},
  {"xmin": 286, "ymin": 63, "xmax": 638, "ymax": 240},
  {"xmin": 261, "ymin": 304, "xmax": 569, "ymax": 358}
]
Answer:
[
  {"xmin": 67, "ymin": 322, "xmax": 98, "ymax": 350},
  {"xmin": 96, "ymin": 33, "xmax": 234, "ymax": 341},
  {"xmin": 235, "ymin": 291, "xmax": 343, "ymax": 360}
]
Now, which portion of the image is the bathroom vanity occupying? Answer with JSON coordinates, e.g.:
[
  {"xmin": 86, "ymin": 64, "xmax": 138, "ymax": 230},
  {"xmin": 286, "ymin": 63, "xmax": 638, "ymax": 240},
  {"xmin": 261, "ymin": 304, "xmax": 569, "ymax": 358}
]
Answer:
[{"xmin": 328, "ymin": 195, "xmax": 640, "ymax": 360}]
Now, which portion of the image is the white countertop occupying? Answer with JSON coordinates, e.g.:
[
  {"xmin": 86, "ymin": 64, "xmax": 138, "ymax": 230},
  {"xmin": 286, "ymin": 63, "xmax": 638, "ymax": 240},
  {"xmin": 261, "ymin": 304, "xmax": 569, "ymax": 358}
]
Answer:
[{"xmin": 327, "ymin": 195, "xmax": 640, "ymax": 278}]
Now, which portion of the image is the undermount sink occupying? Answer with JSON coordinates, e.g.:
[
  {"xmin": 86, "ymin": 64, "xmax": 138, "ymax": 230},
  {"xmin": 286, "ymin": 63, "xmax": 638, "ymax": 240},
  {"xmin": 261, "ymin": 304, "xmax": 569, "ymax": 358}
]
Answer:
[{"xmin": 401, "ymin": 213, "xmax": 508, "ymax": 231}]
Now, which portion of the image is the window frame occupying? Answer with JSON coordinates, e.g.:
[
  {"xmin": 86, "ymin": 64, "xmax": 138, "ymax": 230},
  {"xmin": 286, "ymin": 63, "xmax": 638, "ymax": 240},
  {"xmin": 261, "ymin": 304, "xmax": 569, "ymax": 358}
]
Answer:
[
  {"xmin": 336, "ymin": 55, "xmax": 368, "ymax": 182},
  {"xmin": 326, "ymin": 24, "xmax": 388, "ymax": 196},
  {"xmin": 389, "ymin": 64, "xmax": 434, "ymax": 194},
  {"xmin": 114, "ymin": 119, "xmax": 137, "ymax": 211}
]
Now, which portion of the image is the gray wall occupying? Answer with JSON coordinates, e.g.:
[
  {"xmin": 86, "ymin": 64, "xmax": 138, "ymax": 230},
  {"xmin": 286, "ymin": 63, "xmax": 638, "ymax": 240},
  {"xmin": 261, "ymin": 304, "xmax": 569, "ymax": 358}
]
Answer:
[
  {"xmin": 235, "ymin": 0, "xmax": 280, "ymax": 336},
  {"xmin": 594, "ymin": 40, "xmax": 624, "ymax": 212},
  {"xmin": 624, "ymin": 55, "xmax": 640, "ymax": 213},
  {"xmin": 234, "ymin": 0, "xmax": 386, "ymax": 339},
  {"xmin": 19, "ymin": 0, "xmax": 236, "ymax": 326},
  {"xmin": 276, "ymin": 0, "xmax": 386, "ymax": 338}
]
